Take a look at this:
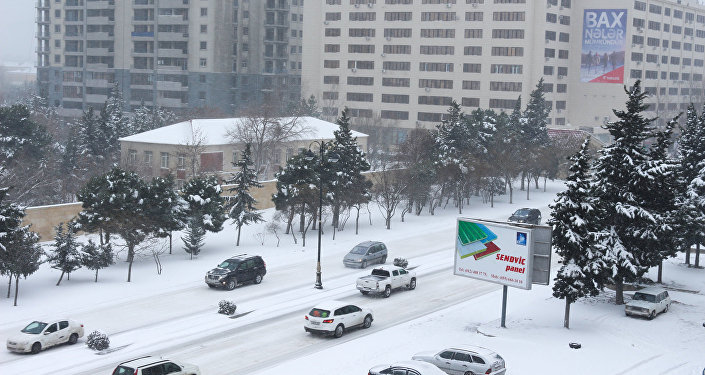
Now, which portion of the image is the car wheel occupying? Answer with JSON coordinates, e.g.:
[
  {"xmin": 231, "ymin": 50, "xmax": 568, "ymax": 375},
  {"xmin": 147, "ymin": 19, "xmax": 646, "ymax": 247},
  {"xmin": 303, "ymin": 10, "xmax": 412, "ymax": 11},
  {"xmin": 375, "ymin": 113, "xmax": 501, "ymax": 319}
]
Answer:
[
  {"xmin": 383, "ymin": 285, "xmax": 392, "ymax": 298},
  {"xmin": 380, "ymin": 256, "xmax": 387, "ymax": 264},
  {"xmin": 226, "ymin": 278, "xmax": 237, "ymax": 291},
  {"xmin": 360, "ymin": 290, "xmax": 369, "ymax": 295},
  {"xmin": 464, "ymin": 371, "xmax": 476, "ymax": 375},
  {"xmin": 648, "ymin": 310, "xmax": 655, "ymax": 320},
  {"xmin": 31, "ymin": 342, "xmax": 41, "ymax": 354},
  {"xmin": 333, "ymin": 324, "xmax": 344, "ymax": 338},
  {"xmin": 254, "ymin": 273, "xmax": 263, "ymax": 284},
  {"xmin": 408, "ymin": 278, "xmax": 416, "ymax": 290},
  {"xmin": 68, "ymin": 333, "xmax": 78, "ymax": 345},
  {"xmin": 361, "ymin": 261, "xmax": 367, "ymax": 268},
  {"xmin": 363, "ymin": 314, "xmax": 373, "ymax": 329}
]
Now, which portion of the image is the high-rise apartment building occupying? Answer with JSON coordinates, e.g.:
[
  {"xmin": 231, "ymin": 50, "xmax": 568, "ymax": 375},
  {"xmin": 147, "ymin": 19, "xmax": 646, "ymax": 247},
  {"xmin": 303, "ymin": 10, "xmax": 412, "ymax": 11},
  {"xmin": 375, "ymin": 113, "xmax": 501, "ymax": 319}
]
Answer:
[
  {"xmin": 36, "ymin": 0, "xmax": 304, "ymax": 117},
  {"xmin": 302, "ymin": 0, "xmax": 705, "ymax": 140}
]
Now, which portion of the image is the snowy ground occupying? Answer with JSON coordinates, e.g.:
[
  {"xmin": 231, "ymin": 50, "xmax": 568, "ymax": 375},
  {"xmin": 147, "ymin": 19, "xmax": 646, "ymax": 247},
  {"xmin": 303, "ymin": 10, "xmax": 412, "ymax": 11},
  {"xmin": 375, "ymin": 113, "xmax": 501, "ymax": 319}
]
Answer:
[{"xmin": 1, "ymin": 179, "xmax": 704, "ymax": 375}]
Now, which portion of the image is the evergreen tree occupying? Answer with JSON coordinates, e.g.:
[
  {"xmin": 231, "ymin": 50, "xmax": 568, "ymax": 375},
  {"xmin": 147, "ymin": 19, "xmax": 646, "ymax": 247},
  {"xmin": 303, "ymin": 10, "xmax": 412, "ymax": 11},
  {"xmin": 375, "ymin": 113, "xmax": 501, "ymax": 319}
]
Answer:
[
  {"xmin": 643, "ymin": 117, "xmax": 681, "ymax": 282},
  {"xmin": 131, "ymin": 103, "xmax": 153, "ymax": 135},
  {"xmin": 521, "ymin": 80, "xmax": 551, "ymax": 197},
  {"xmin": 492, "ymin": 98, "xmax": 524, "ymax": 204},
  {"xmin": 80, "ymin": 240, "xmax": 114, "ymax": 282},
  {"xmin": 0, "ymin": 104, "xmax": 51, "ymax": 166},
  {"xmin": 397, "ymin": 128, "xmax": 436, "ymax": 216},
  {"xmin": 181, "ymin": 216, "xmax": 206, "ymax": 259},
  {"xmin": 550, "ymin": 139, "xmax": 605, "ymax": 328},
  {"xmin": 674, "ymin": 104, "xmax": 705, "ymax": 266},
  {"xmin": 182, "ymin": 175, "xmax": 226, "ymax": 234},
  {"xmin": 6, "ymin": 228, "xmax": 43, "ymax": 306},
  {"xmin": 330, "ymin": 108, "xmax": 372, "ymax": 230},
  {"xmin": 77, "ymin": 167, "xmax": 152, "ymax": 282},
  {"xmin": 0, "ymin": 187, "xmax": 27, "ymax": 298},
  {"xmin": 144, "ymin": 175, "xmax": 186, "ymax": 254},
  {"xmin": 99, "ymin": 83, "xmax": 128, "ymax": 157},
  {"xmin": 592, "ymin": 81, "xmax": 660, "ymax": 304},
  {"xmin": 434, "ymin": 101, "xmax": 470, "ymax": 213},
  {"xmin": 272, "ymin": 152, "xmax": 318, "ymax": 237},
  {"xmin": 296, "ymin": 95, "xmax": 322, "ymax": 118},
  {"xmin": 77, "ymin": 106, "xmax": 106, "ymax": 159},
  {"xmin": 226, "ymin": 144, "xmax": 264, "ymax": 246},
  {"xmin": 47, "ymin": 222, "xmax": 82, "ymax": 286}
]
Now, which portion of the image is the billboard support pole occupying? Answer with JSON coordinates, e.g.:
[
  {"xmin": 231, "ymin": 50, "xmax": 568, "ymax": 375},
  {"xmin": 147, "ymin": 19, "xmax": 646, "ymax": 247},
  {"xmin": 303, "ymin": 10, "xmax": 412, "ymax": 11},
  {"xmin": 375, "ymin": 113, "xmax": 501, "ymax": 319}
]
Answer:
[{"xmin": 501, "ymin": 285, "xmax": 508, "ymax": 328}]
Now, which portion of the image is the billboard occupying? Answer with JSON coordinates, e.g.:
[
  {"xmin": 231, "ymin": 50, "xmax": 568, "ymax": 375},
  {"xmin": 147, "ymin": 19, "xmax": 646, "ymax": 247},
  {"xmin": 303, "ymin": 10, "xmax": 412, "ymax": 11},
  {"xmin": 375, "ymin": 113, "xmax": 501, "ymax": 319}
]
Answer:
[
  {"xmin": 454, "ymin": 219, "xmax": 552, "ymax": 290},
  {"xmin": 581, "ymin": 9, "xmax": 627, "ymax": 84}
]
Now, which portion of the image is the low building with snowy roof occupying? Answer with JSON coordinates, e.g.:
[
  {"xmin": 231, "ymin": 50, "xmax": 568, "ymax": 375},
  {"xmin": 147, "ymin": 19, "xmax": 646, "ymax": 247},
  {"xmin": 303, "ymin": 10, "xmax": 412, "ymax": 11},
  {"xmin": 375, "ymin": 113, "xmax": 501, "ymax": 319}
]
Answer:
[{"xmin": 119, "ymin": 116, "xmax": 368, "ymax": 185}]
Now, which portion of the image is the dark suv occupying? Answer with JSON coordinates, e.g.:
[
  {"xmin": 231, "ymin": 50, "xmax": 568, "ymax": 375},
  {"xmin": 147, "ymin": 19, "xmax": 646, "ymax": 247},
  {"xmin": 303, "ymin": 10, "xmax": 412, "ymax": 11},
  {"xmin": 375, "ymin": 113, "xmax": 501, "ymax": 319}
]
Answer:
[
  {"xmin": 205, "ymin": 254, "xmax": 266, "ymax": 290},
  {"xmin": 508, "ymin": 208, "xmax": 542, "ymax": 225}
]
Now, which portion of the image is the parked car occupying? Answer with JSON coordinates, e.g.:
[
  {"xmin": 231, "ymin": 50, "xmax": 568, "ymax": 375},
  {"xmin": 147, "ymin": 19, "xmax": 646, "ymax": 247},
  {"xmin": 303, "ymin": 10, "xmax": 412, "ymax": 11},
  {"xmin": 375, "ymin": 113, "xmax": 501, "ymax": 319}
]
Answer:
[
  {"xmin": 412, "ymin": 345, "xmax": 506, "ymax": 375},
  {"xmin": 625, "ymin": 287, "xmax": 672, "ymax": 319},
  {"xmin": 6, "ymin": 319, "xmax": 84, "ymax": 354},
  {"xmin": 343, "ymin": 241, "xmax": 388, "ymax": 268},
  {"xmin": 369, "ymin": 360, "xmax": 447, "ymax": 375},
  {"xmin": 304, "ymin": 301, "xmax": 373, "ymax": 338},
  {"xmin": 357, "ymin": 265, "xmax": 416, "ymax": 298},
  {"xmin": 507, "ymin": 208, "xmax": 541, "ymax": 225},
  {"xmin": 112, "ymin": 356, "xmax": 200, "ymax": 375},
  {"xmin": 205, "ymin": 254, "xmax": 266, "ymax": 290}
]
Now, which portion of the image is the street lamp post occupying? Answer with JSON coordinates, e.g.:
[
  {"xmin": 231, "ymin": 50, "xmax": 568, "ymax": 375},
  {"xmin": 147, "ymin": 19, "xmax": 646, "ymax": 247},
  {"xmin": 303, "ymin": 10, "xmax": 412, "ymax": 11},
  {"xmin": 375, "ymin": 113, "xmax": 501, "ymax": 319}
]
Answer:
[{"xmin": 306, "ymin": 141, "xmax": 338, "ymax": 290}]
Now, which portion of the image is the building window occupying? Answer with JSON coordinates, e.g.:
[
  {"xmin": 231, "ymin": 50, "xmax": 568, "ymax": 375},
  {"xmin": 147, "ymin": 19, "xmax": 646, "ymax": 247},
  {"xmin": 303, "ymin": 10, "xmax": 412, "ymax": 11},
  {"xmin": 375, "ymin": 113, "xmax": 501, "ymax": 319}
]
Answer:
[
  {"xmin": 201, "ymin": 8, "xmax": 208, "ymax": 16},
  {"xmin": 129, "ymin": 149, "xmax": 137, "ymax": 164},
  {"xmin": 200, "ymin": 58, "xmax": 207, "ymax": 67},
  {"xmin": 200, "ymin": 41, "xmax": 207, "ymax": 50},
  {"xmin": 161, "ymin": 153, "xmax": 169, "ymax": 169},
  {"xmin": 201, "ymin": 25, "xmax": 207, "ymax": 33},
  {"xmin": 144, "ymin": 151, "xmax": 153, "ymax": 165},
  {"xmin": 177, "ymin": 154, "xmax": 185, "ymax": 168}
]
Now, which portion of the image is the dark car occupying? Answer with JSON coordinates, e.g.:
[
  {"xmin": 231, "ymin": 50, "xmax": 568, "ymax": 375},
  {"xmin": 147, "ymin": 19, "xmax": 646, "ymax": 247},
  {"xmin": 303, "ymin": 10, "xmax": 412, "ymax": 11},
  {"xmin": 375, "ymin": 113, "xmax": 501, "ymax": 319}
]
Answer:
[
  {"xmin": 343, "ymin": 241, "xmax": 388, "ymax": 268},
  {"xmin": 508, "ymin": 208, "xmax": 542, "ymax": 225},
  {"xmin": 205, "ymin": 254, "xmax": 266, "ymax": 290}
]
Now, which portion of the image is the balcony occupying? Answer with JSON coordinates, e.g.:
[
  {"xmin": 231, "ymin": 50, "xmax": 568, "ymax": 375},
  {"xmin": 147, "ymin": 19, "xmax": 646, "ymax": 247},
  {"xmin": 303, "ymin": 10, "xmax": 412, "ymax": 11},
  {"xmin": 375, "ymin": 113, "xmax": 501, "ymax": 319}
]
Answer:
[
  {"xmin": 155, "ymin": 64, "xmax": 188, "ymax": 72},
  {"xmin": 36, "ymin": 0, "xmax": 50, "ymax": 9},
  {"xmin": 36, "ymin": 16, "xmax": 50, "ymax": 24},
  {"xmin": 36, "ymin": 31, "xmax": 50, "ymax": 39},
  {"xmin": 157, "ymin": 48, "xmax": 187, "ymax": 58},
  {"xmin": 87, "ymin": 0, "xmax": 115, "ymax": 9},
  {"xmin": 86, "ymin": 93, "xmax": 108, "ymax": 103},
  {"xmin": 87, "ymin": 32, "xmax": 114, "ymax": 40},
  {"xmin": 86, "ymin": 63, "xmax": 111, "ymax": 71},
  {"xmin": 156, "ymin": 80, "xmax": 186, "ymax": 91},
  {"xmin": 87, "ymin": 16, "xmax": 114, "ymax": 25},
  {"xmin": 157, "ymin": 15, "xmax": 188, "ymax": 25},
  {"xmin": 156, "ymin": 97, "xmax": 187, "ymax": 108},
  {"xmin": 158, "ymin": 32, "xmax": 189, "ymax": 41},
  {"xmin": 159, "ymin": 0, "xmax": 189, "ymax": 7},
  {"xmin": 131, "ymin": 31, "xmax": 155, "ymax": 38},
  {"xmin": 86, "ymin": 47, "xmax": 113, "ymax": 56},
  {"xmin": 85, "ymin": 78, "xmax": 110, "ymax": 88}
]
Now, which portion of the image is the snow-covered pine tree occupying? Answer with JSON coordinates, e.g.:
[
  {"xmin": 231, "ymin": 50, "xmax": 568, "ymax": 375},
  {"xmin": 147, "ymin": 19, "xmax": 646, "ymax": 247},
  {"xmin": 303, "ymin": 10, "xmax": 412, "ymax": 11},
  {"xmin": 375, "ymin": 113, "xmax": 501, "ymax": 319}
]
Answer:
[
  {"xmin": 550, "ymin": 139, "xmax": 605, "ymax": 328},
  {"xmin": 47, "ymin": 222, "xmax": 82, "ymax": 286},
  {"xmin": 225, "ymin": 144, "xmax": 264, "ymax": 246},
  {"xmin": 182, "ymin": 175, "xmax": 226, "ymax": 235},
  {"xmin": 434, "ymin": 101, "xmax": 470, "ymax": 213},
  {"xmin": 144, "ymin": 175, "xmax": 185, "ymax": 254},
  {"xmin": 686, "ymin": 148, "xmax": 705, "ymax": 268},
  {"xmin": 99, "ymin": 83, "xmax": 129, "ymax": 158},
  {"xmin": 521, "ymin": 79, "xmax": 551, "ymax": 198},
  {"xmin": 77, "ymin": 106, "xmax": 107, "ymax": 160},
  {"xmin": 80, "ymin": 239, "xmax": 114, "ymax": 282},
  {"xmin": 0, "ymin": 187, "xmax": 29, "ymax": 299},
  {"xmin": 330, "ymin": 108, "xmax": 372, "ymax": 230},
  {"xmin": 272, "ymin": 152, "xmax": 318, "ymax": 238},
  {"xmin": 674, "ymin": 104, "xmax": 705, "ymax": 266},
  {"xmin": 6, "ymin": 228, "xmax": 42, "ymax": 306},
  {"xmin": 642, "ymin": 117, "xmax": 681, "ymax": 282},
  {"xmin": 591, "ymin": 81, "xmax": 659, "ymax": 305},
  {"xmin": 181, "ymin": 216, "xmax": 206, "ymax": 259},
  {"xmin": 130, "ymin": 103, "xmax": 153, "ymax": 135}
]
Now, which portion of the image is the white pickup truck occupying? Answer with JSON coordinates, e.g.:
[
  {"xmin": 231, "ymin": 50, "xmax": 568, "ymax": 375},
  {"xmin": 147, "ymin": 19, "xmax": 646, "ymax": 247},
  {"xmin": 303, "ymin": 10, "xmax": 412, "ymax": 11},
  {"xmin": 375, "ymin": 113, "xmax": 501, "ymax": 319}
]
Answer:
[{"xmin": 356, "ymin": 265, "xmax": 416, "ymax": 298}]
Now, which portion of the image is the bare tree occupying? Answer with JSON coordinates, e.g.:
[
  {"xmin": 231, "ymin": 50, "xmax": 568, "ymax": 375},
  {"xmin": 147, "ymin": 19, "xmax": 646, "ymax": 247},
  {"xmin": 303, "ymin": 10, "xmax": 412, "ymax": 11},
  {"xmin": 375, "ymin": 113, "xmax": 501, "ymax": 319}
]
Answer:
[
  {"xmin": 177, "ymin": 120, "xmax": 208, "ymax": 178},
  {"xmin": 371, "ymin": 157, "xmax": 407, "ymax": 230},
  {"xmin": 226, "ymin": 108, "xmax": 310, "ymax": 180}
]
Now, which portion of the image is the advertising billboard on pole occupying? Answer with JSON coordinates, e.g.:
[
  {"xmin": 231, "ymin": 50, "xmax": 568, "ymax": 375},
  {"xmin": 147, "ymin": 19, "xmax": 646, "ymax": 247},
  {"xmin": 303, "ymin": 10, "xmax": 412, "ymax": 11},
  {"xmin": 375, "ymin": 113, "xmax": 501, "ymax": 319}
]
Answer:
[
  {"xmin": 454, "ymin": 219, "xmax": 534, "ymax": 290},
  {"xmin": 580, "ymin": 9, "xmax": 627, "ymax": 84}
]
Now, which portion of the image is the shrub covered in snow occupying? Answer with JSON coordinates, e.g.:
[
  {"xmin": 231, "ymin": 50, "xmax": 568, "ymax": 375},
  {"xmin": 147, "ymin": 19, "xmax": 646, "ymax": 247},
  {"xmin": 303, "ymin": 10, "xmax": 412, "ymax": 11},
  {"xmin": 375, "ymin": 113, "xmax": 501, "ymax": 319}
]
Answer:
[
  {"xmin": 393, "ymin": 257, "xmax": 408, "ymax": 268},
  {"xmin": 86, "ymin": 330, "xmax": 110, "ymax": 351},
  {"xmin": 218, "ymin": 300, "xmax": 237, "ymax": 315}
]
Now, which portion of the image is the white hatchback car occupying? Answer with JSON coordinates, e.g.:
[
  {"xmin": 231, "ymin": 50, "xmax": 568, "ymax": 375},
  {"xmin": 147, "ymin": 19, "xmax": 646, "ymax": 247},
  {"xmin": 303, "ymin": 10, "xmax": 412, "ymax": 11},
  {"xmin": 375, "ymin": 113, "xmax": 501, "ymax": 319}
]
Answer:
[
  {"xmin": 6, "ymin": 319, "xmax": 84, "ymax": 354},
  {"xmin": 369, "ymin": 360, "xmax": 447, "ymax": 375},
  {"xmin": 625, "ymin": 287, "xmax": 672, "ymax": 319},
  {"xmin": 304, "ymin": 301, "xmax": 373, "ymax": 338},
  {"xmin": 412, "ymin": 345, "xmax": 506, "ymax": 375},
  {"xmin": 112, "ymin": 356, "xmax": 201, "ymax": 375}
]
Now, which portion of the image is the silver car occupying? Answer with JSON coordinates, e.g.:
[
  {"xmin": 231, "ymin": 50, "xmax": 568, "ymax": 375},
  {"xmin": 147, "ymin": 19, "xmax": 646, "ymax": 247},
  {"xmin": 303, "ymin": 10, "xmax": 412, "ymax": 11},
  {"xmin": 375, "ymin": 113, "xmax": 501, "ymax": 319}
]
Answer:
[
  {"xmin": 412, "ymin": 345, "xmax": 506, "ymax": 375},
  {"xmin": 625, "ymin": 287, "xmax": 671, "ymax": 319},
  {"xmin": 343, "ymin": 241, "xmax": 387, "ymax": 268}
]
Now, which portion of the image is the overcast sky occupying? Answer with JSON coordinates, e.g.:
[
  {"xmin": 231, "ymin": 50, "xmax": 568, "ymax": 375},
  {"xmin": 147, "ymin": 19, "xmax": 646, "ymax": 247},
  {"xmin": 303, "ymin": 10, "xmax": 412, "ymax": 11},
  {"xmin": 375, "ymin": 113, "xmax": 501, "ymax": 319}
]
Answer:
[{"xmin": 0, "ymin": 0, "xmax": 37, "ymax": 66}]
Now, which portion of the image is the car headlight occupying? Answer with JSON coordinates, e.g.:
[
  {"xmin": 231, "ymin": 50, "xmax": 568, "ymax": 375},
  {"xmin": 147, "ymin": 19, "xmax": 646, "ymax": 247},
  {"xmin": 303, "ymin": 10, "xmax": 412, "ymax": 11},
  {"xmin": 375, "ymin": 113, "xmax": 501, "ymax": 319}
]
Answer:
[{"xmin": 357, "ymin": 258, "xmax": 362, "ymax": 262}]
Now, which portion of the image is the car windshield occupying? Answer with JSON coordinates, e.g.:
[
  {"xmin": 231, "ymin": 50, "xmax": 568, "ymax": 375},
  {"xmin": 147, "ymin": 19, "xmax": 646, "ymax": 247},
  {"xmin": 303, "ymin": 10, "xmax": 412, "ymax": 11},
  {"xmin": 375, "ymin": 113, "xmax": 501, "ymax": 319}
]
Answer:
[
  {"xmin": 218, "ymin": 260, "xmax": 239, "ymax": 270},
  {"xmin": 633, "ymin": 292, "xmax": 656, "ymax": 302},
  {"xmin": 112, "ymin": 366, "xmax": 136, "ymax": 375},
  {"xmin": 350, "ymin": 246, "xmax": 368, "ymax": 255},
  {"xmin": 309, "ymin": 308, "xmax": 330, "ymax": 318},
  {"xmin": 21, "ymin": 321, "xmax": 48, "ymax": 334},
  {"xmin": 513, "ymin": 209, "xmax": 531, "ymax": 217}
]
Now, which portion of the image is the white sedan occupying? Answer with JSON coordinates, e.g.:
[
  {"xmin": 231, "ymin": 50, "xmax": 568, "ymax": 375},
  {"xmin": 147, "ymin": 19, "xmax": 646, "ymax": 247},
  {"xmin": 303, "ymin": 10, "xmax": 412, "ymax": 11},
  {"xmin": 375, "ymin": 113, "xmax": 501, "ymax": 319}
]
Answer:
[
  {"xmin": 369, "ymin": 360, "xmax": 447, "ymax": 375},
  {"xmin": 6, "ymin": 319, "xmax": 84, "ymax": 354},
  {"xmin": 304, "ymin": 301, "xmax": 373, "ymax": 338}
]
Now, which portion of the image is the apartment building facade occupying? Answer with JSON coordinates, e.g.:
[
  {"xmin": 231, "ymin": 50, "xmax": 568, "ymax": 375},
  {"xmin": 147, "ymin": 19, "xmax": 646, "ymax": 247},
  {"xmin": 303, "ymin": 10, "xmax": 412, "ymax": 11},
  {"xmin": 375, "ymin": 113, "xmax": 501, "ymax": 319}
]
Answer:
[
  {"xmin": 302, "ymin": 0, "xmax": 705, "ymax": 140},
  {"xmin": 36, "ymin": 0, "xmax": 304, "ymax": 117}
]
